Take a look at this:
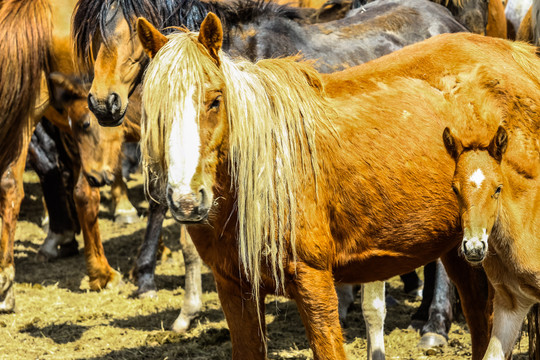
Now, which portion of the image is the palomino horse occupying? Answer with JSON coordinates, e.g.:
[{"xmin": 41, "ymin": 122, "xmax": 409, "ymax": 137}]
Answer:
[
  {"xmin": 72, "ymin": 0, "xmax": 466, "ymax": 341},
  {"xmin": 48, "ymin": 72, "xmax": 204, "ymax": 334},
  {"xmin": 0, "ymin": 0, "xmax": 124, "ymax": 312},
  {"xmin": 137, "ymin": 14, "xmax": 540, "ymax": 359},
  {"xmin": 516, "ymin": 0, "xmax": 539, "ymax": 44},
  {"xmin": 442, "ymin": 71, "xmax": 539, "ymax": 358}
]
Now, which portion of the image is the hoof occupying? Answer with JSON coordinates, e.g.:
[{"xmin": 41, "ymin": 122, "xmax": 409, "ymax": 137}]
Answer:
[
  {"xmin": 114, "ymin": 209, "xmax": 139, "ymax": 225},
  {"xmin": 418, "ymin": 332, "xmax": 447, "ymax": 350},
  {"xmin": 0, "ymin": 266, "xmax": 15, "ymax": 313},
  {"xmin": 105, "ymin": 269, "xmax": 125, "ymax": 289},
  {"xmin": 171, "ymin": 314, "xmax": 193, "ymax": 333},
  {"xmin": 138, "ymin": 290, "xmax": 157, "ymax": 299}
]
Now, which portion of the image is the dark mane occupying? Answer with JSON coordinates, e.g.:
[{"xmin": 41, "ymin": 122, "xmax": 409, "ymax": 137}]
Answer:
[{"xmin": 72, "ymin": 0, "xmax": 302, "ymax": 68}]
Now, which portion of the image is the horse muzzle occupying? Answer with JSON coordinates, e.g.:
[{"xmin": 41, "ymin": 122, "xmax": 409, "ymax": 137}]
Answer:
[
  {"xmin": 167, "ymin": 186, "xmax": 210, "ymax": 223},
  {"xmin": 87, "ymin": 92, "xmax": 126, "ymax": 127},
  {"xmin": 461, "ymin": 237, "xmax": 487, "ymax": 264}
]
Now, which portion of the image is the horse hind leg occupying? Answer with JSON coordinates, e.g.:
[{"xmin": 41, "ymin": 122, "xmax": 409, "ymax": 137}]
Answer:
[
  {"xmin": 336, "ymin": 283, "xmax": 355, "ymax": 327},
  {"xmin": 111, "ymin": 165, "xmax": 138, "ymax": 225},
  {"xmin": 362, "ymin": 281, "xmax": 386, "ymax": 360},
  {"xmin": 417, "ymin": 260, "xmax": 453, "ymax": 350},
  {"xmin": 171, "ymin": 225, "xmax": 202, "ymax": 333}
]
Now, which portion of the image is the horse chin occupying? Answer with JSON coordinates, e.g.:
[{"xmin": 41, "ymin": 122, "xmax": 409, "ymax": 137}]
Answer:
[
  {"xmin": 169, "ymin": 209, "xmax": 209, "ymax": 225},
  {"xmin": 96, "ymin": 107, "xmax": 127, "ymax": 127}
]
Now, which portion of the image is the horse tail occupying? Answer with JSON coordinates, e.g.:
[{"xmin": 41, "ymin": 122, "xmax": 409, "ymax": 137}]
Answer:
[{"xmin": 0, "ymin": 0, "xmax": 53, "ymax": 173}]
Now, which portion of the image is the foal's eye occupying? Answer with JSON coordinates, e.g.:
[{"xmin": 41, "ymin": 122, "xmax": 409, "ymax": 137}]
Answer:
[
  {"xmin": 492, "ymin": 185, "xmax": 503, "ymax": 199},
  {"xmin": 209, "ymin": 96, "xmax": 221, "ymax": 110},
  {"xmin": 82, "ymin": 120, "xmax": 91, "ymax": 130},
  {"xmin": 451, "ymin": 184, "xmax": 459, "ymax": 196}
]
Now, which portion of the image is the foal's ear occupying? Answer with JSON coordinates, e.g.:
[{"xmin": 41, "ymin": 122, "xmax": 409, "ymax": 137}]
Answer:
[
  {"xmin": 137, "ymin": 17, "xmax": 168, "ymax": 59},
  {"xmin": 488, "ymin": 126, "xmax": 508, "ymax": 162},
  {"xmin": 442, "ymin": 127, "xmax": 463, "ymax": 160},
  {"xmin": 198, "ymin": 12, "xmax": 223, "ymax": 66}
]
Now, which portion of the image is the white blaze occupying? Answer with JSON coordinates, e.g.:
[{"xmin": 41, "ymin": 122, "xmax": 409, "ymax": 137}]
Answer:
[
  {"xmin": 469, "ymin": 168, "xmax": 485, "ymax": 188},
  {"xmin": 167, "ymin": 86, "xmax": 200, "ymax": 195}
]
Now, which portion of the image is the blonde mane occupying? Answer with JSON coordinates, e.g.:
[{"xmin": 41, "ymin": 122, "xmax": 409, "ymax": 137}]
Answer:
[{"xmin": 141, "ymin": 32, "xmax": 335, "ymax": 306}]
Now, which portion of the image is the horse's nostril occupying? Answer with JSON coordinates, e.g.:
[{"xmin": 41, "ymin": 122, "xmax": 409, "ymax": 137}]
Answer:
[
  {"xmin": 88, "ymin": 93, "xmax": 98, "ymax": 111},
  {"xmin": 87, "ymin": 174, "xmax": 100, "ymax": 187},
  {"xmin": 199, "ymin": 188, "xmax": 206, "ymax": 203},
  {"xmin": 107, "ymin": 92, "xmax": 121, "ymax": 114}
]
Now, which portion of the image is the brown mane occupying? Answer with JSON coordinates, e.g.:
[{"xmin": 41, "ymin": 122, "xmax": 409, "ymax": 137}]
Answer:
[{"xmin": 0, "ymin": 0, "xmax": 53, "ymax": 173}]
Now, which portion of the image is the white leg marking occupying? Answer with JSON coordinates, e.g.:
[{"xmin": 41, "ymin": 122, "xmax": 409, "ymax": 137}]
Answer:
[
  {"xmin": 362, "ymin": 281, "xmax": 386, "ymax": 360},
  {"xmin": 483, "ymin": 295, "xmax": 531, "ymax": 360},
  {"xmin": 167, "ymin": 86, "xmax": 200, "ymax": 195}
]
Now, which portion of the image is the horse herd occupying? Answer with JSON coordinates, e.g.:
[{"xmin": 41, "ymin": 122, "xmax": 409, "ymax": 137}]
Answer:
[{"xmin": 0, "ymin": 0, "xmax": 538, "ymax": 359}]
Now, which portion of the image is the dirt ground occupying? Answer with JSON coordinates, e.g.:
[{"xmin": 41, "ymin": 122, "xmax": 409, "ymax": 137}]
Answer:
[{"xmin": 0, "ymin": 171, "xmax": 531, "ymax": 359}]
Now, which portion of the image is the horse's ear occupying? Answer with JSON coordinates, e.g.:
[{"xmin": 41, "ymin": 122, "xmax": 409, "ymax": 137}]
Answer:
[
  {"xmin": 198, "ymin": 12, "xmax": 223, "ymax": 66},
  {"xmin": 137, "ymin": 17, "xmax": 168, "ymax": 59},
  {"xmin": 49, "ymin": 72, "xmax": 86, "ymax": 103},
  {"xmin": 443, "ymin": 127, "xmax": 462, "ymax": 160},
  {"xmin": 488, "ymin": 126, "xmax": 508, "ymax": 162}
]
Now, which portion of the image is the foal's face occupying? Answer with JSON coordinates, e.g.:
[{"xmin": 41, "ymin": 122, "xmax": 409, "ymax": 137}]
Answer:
[
  {"xmin": 165, "ymin": 77, "xmax": 227, "ymax": 223},
  {"xmin": 88, "ymin": 5, "xmax": 147, "ymax": 127},
  {"xmin": 451, "ymin": 151, "xmax": 503, "ymax": 263},
  {"xmin": 443, "ymin": 126, "xmax": 508, "ymax": 264}
]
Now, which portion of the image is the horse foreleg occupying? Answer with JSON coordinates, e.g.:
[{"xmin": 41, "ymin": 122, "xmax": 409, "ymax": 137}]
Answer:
[
  {"xmin": 171, "ymin": 225, "xmax": 202, "ymax": 333},
  {"xmin": 362, "ymin": 281, "xmax": 386, "ymax": 360},
  {"xmin": 74, "ymin": 169, "xmax": 121, "ymax": 290},
  {"xmin": 111, "ymin": 165, "xmax": 138, "ymax": 224},
  {"xmin": 213, "ymin": 269, "xmax": 267, "ymax": 360},
  {"xmin": 441, "ymin": 247, "xmax": 492, "ymax": 360},
  {"xmin": 0, "ymin": 145, "xmax": 28, "ymax": 312},
  {"xmin": 483, "ymin": 292, "xmax": 532, "ymax": 359},
  {"xmin": 290, "ymin": 264, "xmax": 346, "ymax": 360},
  {"xmin": 28, "ymin": 121, "xmax": 78, "ymax": 260},
  {"xmin": 418, "ymin": 259, "xmax": 453, "ymax": 349},
  {"xmin": 133, "ymin": 198, "xmax": 167, "ymax": 297}
]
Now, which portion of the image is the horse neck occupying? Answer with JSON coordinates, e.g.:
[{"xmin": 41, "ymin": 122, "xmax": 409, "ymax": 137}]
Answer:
[{"xmin": 490, "ymin": 172, "xmax": 540, "ymax": 271}]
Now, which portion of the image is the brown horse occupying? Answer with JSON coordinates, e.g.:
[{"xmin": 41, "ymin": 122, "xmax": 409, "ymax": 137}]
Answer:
[
  {"xmin": 442, "ymin": 71, "xmax": 539, "ymax": 357},
  {"xmin": 0, "ymin": 0, "xmax": 123, "ymax": 312},
  {"xmin": 136, "ymin": 14, "xmax": 540, "ymax": 359}
]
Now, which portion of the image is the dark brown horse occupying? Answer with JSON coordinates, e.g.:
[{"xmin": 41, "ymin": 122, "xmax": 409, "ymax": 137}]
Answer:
[{"xmin": 135, "ymin": 14, "xmax": 540, "ymax": 359}]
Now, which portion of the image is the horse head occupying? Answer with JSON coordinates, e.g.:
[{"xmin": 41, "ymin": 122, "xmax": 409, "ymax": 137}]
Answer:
[
  {"xmin": 138, "ymin": 14, "xmax": 225, "ymax": 223},
  {"xmin": 443, "ymin": 126, "xmax": 508, "ymax": 264},
  {"xmin": 49, "ymin": 72, "xmax": 125, "ymax": 187},
  {"xmin": 85, "ymin": 4, "xmax": 148, "ymax": 127}
]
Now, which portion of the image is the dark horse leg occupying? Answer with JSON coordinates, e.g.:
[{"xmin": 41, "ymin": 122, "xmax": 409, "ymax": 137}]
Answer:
[
  {"xmin": 134, "ymin": 195, "xmax": 202, "ymax": 332},
  {"xmin": 441, "ymin": 246, "xmax": 492, "ymax": 360},
  {"xmin": 28, "ymin": 119, "xmax": 79, "ymax": 260},
  {"xmin": 134, "ymin": 197, "xmax": 167, "ymax": 297},
  {"xmin": 415, "ymin": 260, "xmax": 454, "ymax": 349},
  {"xmin": 400, "ymin": 270, "xmax": 423, "ymax": 296}
]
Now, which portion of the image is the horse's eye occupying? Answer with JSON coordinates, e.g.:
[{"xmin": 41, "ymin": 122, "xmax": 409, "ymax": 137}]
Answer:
[
  {"xmin": 82, "ymin": 120, "xmax": 91, "ymax": 130},
  {"xmin": 492, "ymin": 185, "xmax": 503, "ymax": 199},
  {"xmin": 451, "ymin": 184, "xmax": 459, "ymax": 196},
  {"xmin": 210, "ymin": 96, "xmax": 221, "ymax": 110}
]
